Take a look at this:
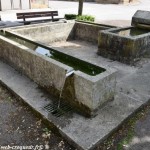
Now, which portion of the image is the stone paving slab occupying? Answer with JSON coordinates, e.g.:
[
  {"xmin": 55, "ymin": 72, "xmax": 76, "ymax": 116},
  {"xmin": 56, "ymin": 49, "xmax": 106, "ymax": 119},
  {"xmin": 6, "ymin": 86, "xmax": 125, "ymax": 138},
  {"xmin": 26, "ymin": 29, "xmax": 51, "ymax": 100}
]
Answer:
[
  {"xmin": 116, "ymin": 62, "xmax": 150, "ymax": 103},
  {"xmin": 0, "ymin": 60, "xmax": 150, "ymax": 150}
]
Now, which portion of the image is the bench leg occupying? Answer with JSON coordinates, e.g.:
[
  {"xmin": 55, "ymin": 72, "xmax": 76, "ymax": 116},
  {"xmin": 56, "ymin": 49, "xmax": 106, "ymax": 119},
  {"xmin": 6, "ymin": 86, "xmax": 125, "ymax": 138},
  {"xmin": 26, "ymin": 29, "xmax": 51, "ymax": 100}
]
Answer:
[{"xmin": 52, "ymin": 16, "xmax": 54, "ymax": 22}]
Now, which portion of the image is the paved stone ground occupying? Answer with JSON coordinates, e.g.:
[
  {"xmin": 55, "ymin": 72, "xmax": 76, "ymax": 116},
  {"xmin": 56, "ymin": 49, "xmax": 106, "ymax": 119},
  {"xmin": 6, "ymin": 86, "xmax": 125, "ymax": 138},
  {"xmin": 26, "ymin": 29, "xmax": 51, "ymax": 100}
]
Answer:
[{"xmin": 0, "ymin": 84, "xmax": 75, "ymax": 150}]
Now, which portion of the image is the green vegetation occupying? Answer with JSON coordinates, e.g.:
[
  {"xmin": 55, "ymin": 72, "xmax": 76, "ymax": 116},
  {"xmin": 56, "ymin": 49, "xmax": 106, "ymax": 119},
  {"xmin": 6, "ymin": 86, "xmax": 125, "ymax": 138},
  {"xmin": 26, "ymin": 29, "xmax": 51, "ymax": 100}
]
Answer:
[
  {"xmin": 116, "ymin": 109, "xmax": 146, "ymax": 150},
  {"xmin": 76, "ymin": 15, "xmax": 95, "ymax": 22},
  {"xmin": 42, "ymin": 128, "xmax": 51, "ymax": 133},
  {"xmin": 64, "ymin": 14, "xmax": 77, "ymax": 20},
  {"xmin": 64, "ymin": 14, "xmax": 95, "ymax": 22},
  {"xmin": 117, "ymin": 129, "xmax": 134, "ymax": 150}
]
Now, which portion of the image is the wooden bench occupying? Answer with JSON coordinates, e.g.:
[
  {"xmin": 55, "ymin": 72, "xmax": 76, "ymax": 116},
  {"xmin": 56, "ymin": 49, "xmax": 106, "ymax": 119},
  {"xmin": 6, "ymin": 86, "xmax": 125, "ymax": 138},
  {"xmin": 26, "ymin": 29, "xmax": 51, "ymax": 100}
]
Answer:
[{"xmin": 17, "ymin": 11, "xmax": 61, "ymax": 25}]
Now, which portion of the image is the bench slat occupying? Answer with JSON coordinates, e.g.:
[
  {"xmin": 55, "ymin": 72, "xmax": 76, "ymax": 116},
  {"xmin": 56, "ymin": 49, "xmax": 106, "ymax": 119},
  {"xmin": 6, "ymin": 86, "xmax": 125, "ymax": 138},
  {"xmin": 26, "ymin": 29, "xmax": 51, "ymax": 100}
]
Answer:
[
  {"xmin": 17, "ymin": 11, "xmax": 58, "ymax": 15},
  {"xmin": 17, "ymin": 14, "xmax": 58, "ymax": 19},
  {"xmin": 16, "ymin": 11, "xmax": 60, "ymax": 25}
]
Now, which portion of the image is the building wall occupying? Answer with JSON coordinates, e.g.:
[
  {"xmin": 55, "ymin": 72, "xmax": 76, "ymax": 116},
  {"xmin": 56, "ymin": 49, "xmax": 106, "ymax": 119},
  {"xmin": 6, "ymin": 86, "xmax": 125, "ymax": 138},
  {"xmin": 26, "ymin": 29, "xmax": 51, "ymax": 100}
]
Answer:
[
  {"xmin": 95, "ymin": 0, "xmax": 133, "ymax": 4},
  {"xmin": 53, "ymin": 0, "xmax": 134, "ymax": 4},
  {"xmin": 0, "ymin": 0, "xmax": 49, "ymax": 10},
  {"xmin": 0, "ymin": 0, "xmax": 30, "ymax": 10},
  {"xmin": 30, "ymin": 0, "xmax": 49, "ymax": 8}
]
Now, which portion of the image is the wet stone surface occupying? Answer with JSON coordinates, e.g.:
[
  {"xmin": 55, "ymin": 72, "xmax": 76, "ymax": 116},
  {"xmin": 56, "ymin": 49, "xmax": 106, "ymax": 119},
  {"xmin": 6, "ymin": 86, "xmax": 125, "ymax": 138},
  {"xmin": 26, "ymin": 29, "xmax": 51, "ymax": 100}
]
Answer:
[{"xmin": 0, "ymin": 85, "xmax": 75, "ymax": 150}]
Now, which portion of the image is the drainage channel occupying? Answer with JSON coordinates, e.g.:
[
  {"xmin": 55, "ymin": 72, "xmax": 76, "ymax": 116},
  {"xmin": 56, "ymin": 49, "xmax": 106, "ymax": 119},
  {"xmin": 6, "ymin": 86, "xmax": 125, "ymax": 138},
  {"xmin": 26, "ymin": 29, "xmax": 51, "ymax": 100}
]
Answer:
[
  {"xmin": 0, "ymin": 30, "xmax": 106, "ymax": 76},
  {"xmin": 44, "ymin": 101, "xmax": 73, "ymax": 117}
]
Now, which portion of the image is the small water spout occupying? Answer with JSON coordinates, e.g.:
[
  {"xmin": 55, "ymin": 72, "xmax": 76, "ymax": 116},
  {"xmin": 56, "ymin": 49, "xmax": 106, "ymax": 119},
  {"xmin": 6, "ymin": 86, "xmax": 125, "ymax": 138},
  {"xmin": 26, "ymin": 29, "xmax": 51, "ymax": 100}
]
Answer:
[
  {"xmin": 57, "ymin": 69, "xmax": 74, "ymax": 109},
  {"xmin": 66, "ymin": 70, "xmax": 74, "ymax": 77}
]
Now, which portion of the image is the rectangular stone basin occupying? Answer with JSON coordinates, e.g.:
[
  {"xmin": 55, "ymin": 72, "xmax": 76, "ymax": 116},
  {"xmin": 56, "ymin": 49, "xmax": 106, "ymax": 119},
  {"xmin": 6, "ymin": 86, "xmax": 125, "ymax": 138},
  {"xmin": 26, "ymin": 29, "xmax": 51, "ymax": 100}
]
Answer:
[
  {"xmin": 98, "ymin": 26, "xmax": 150, "ymax": 64},
  {"xmin": 0, "ymin": 21, "xmax": 116, "ymax": 116},
  {"xmin": 112, "ymin": 27, "xmax": 150, "ymax": 36}
]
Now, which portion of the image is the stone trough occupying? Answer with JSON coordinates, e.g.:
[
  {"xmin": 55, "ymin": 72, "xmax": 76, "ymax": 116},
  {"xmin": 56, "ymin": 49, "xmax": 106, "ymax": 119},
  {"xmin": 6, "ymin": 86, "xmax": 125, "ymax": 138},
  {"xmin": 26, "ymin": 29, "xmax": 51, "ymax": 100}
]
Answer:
[
  {"xmin": 1, "ymin": 18, "xmax": 150, "ymax": 150},
  {"xmin": 0, "ymin": 21, "xmax": 116, "ymax": 117},
  {"xmin": 98, "ymin": 10, "xmax": 150, "ymax": 64}
]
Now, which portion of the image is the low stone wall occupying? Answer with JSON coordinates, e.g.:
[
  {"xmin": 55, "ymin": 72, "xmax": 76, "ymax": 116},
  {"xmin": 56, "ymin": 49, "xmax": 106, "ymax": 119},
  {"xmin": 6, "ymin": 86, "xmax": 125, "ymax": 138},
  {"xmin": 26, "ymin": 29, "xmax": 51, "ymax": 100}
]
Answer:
[{"xmin": 74, "ymin": 21, "xmax": 112, "ymax": 43}]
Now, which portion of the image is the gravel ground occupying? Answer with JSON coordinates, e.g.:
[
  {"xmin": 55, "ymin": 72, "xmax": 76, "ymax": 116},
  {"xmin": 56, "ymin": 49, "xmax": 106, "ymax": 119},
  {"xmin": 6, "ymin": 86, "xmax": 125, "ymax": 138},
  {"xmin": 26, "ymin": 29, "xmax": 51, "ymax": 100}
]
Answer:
[{"xmin": 0, "ymin": 84, "xmax": 75, "ymax": 150}]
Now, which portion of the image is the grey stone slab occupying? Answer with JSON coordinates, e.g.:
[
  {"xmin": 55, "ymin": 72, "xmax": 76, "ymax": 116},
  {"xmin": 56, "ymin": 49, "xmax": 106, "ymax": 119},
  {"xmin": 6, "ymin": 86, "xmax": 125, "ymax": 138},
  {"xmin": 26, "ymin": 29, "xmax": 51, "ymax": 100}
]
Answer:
[
  {"xmin": 0, "ymin": 61, "xmax": 149, "ymax": 150},
  {"xmin": 61, "ymin": 93, "xmax": 143, "ymax": 150},
  {"xmin": 117, "ymin": 62, "xmax": 150, "ymax": 103},
  {"xmin": 136, "ymin": 61, "xmax": 150, "ymax": 75},
  {"xmin": 132, "ymin": 10, "xmax": 150, "ymax": 26}
]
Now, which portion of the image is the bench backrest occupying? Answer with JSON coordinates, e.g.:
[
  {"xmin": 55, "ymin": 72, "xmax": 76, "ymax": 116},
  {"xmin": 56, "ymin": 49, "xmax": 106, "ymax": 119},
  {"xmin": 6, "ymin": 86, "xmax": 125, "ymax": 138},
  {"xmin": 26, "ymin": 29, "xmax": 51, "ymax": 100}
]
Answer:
[{"xmin": 17, "ymin": 11, "xmax": 58, "ymax": 21}]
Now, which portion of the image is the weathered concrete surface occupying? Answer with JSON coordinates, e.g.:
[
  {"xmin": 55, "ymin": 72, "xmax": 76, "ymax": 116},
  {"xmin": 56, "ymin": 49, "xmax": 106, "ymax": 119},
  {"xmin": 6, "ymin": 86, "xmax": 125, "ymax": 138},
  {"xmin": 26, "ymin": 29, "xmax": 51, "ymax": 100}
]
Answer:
[
  {"xmin": 5, "ymin": 21, "xmax": 117, "ymax": 115},
  {"xmin": 0, "ymin": 29, "xmax": 117, "ymax": 116},
  {"xmin": 51, "ymin": 41, "xmax": 117, "ymax": 112},
  {"xmin": 0, "ymin": 20, "xmax": 149, "ymax": 149},
  {"xmin": 98, "ymin": 10, "xmax": 150, "ymax": 64},
  {"xmin": 0, "ymin": 59, "xmax": 150, "ymax": 150},
  {"xmin": 0, "ymin": 35, "xmax": 73, "ymax": 95},
  {"xmin": 73, "ymin": 68, "xmax": 116, "ymax": 112},
  {"xmin": 11, "ymin": 21, "xmax": 75, "ymax": 44},
  {"xmin": 98, "ymin": 27, "xmax": 150, "ymax": 64},
  {"xmin": 74, "ymin": 22, "xmax": 114, "ymax": 43},
  {"xmin": 49, "ymin": 40, "xmax": 136, "ymax": 81},
  {"xmin": 116, "ymin": 62, "xmax": 150, "ymax": 102},
  {"xmin": 10, "ymin": 21, "xmax": 114, "ymax": 44},
  {"xmin": 132, "ymin": 10, "xmax": 150, "ymax": 27}
]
